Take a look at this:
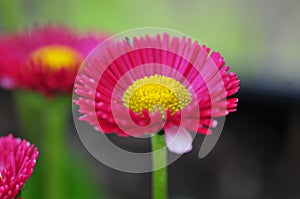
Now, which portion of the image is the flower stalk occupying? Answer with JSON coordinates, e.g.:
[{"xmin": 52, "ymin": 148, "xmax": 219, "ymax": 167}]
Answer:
[
  {"xmin": 151, "ymin": 132, "xmax": 168, "ymax": 199},
  {"xmin": 14, "ymin": 91, "xmax": 46, "ymax": 142},
  {"xmin": 14, "ymin": 91, "xmax": 103, "ymax": 198},
  {"xmin": 15, "ymin": 92, "xmax": 70, "ymax": 199},
  {"xmin": 42, "ymin": 94, "xmax": 70, "ymax": 199}
]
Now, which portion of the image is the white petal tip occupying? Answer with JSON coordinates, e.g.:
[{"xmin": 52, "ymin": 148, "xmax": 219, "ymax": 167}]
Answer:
[
  {"xmin": 167, "ymin": 144, "xmax": 193, "ymax": 154},
  {"xmin": 165, "ymin": 127, "xmax": 194, "ymax": 154}
]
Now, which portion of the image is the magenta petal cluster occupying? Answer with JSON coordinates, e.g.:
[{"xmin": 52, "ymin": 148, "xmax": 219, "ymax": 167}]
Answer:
[
  {"xmin": 74, "ymin": 34, "xmax": 240, "ymax": 154},
  {"xmin": 0, "ymin": 134, "xmax": 39, "ymax": 199}
]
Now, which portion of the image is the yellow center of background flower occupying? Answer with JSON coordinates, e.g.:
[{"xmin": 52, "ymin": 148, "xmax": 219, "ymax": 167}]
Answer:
[
  {"xmin": 30, "ymin": 45, "xmax": 82, "ymax": 70},
  {"xmin": 123, "ymin": 75, "xmax": 191, "ymax": 116}
]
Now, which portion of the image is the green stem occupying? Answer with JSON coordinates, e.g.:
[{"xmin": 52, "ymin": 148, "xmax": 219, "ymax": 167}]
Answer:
[
  {"xmin": 42, "ymin": 94, "xmax": 70, "ymax": 199},
  {"xmin": 151, "ymin": 132, "xmax": 168, "ymax": 199},
  {"xmin": 13, "ymin": 91, "xmax": 46, "ymax": 143},
  {"xmin": 14, "ymin": 91, "xmax": 70, "ymax": 199},
  {"xmin": 14, "ymin": 91, "xmax": 104, "ymax": 199}
]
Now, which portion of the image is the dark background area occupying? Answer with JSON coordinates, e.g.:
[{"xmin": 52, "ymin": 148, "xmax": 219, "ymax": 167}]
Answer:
[{"xmin": 1, "ymin": 84, "xmax": 300, "ymax": 199}]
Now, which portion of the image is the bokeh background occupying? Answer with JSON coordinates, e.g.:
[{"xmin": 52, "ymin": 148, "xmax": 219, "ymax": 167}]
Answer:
[{"xmin": 0, "ymin": 0, "xmax": 300, "ymax": 199}]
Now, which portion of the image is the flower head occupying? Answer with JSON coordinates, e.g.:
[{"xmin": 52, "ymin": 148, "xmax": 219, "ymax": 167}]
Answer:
[
  {"xmin": 74, "ymin": 33, "xmax": 240, "ymax": 154},
  {"xmin": 0, "ymin": 134, "xmax": 39, "ymax": 199},
  {"xmin": 0, "ymin": 25, "xmax": 107, "ymax": 96}
]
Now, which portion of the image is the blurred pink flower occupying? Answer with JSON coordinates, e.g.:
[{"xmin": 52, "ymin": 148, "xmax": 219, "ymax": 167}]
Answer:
[
  {"xmin": 0, "ymin": 25, "xmax": 107, "ymax": 96},
  {"xmin": 0, "ymin": 134, "xmax": 39, "ymax": 199},
  {"xmin": 74, "ymin": 34, "xmax": 240, "ymax": 154}
]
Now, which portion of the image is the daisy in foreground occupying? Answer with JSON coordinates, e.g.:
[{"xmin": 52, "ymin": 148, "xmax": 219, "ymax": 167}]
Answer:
[
  {"xmin": 0, "ymin": 134, "xmax": 39, "ymax": 199},
  {"xmin": 74, "ymin": 33, "xmax": 240, "ymax": 154},
  {"xmin": 74, "ymin": 32, "xmax": 239, "ymax": 199},
  {"xmin": 0, "ymin": 25, "xmax": 106, "ymax": 96}
]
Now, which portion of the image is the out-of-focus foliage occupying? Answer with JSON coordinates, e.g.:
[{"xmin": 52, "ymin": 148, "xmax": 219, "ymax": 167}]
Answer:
[
  {"xmin": 1, "ymin": 0, "xmax": 246, "ymax": 75},
  {"xmin": 1, "ymin": 0, "xmax": 299, "ymax": 86}
]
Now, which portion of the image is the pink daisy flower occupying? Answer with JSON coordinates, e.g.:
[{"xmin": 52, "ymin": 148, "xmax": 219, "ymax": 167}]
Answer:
[
  {"xmin": 74, "ymin": 34, "xmax": 240, "ymax": 154},
  {"xmin": 0, "ymin": 25, "xmax": 107, "ymax": 96},
  {"xmin": 0, "ymin": 134, "xmax": 39, "ymax": 199}
]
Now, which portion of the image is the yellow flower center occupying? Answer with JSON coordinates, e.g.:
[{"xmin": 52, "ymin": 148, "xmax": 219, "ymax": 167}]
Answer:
[
  {"xmin": 29, "ymin": 45, "xmax": 83, "ymax": 70},
  {"xmin": 123, "ymin": 75, "xmax": 191, "ymax": 117}
]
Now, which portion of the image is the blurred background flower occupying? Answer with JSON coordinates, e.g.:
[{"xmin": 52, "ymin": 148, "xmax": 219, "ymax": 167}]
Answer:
[
  {"xmin": 0, "ymin": 0, "xmax": 300, "ymax": 199},
  {"xmin": 0, "ymin": 18, "xmax": 107, "ymax": 199},
  {"xmin": 0, "ymin": 24, "xmax": 105, "ymax": 95}
]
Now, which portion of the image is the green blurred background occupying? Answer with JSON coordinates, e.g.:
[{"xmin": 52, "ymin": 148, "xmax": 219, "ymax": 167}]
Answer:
[
  {"xmin": 0, "ymin": 0, "xmax": 300, "ymax": 199},
  {"xmin": 1, "ymin": 0, "xmax": 300, "ymax": 89}
]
